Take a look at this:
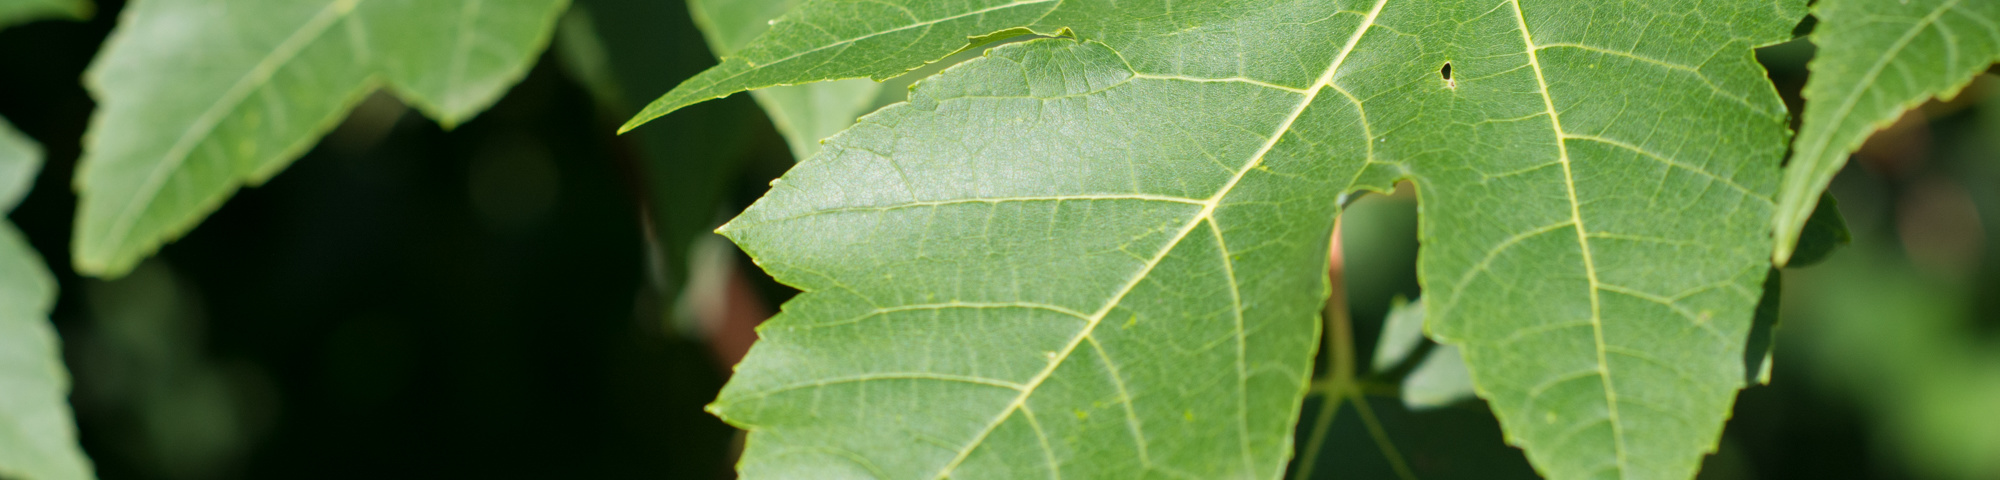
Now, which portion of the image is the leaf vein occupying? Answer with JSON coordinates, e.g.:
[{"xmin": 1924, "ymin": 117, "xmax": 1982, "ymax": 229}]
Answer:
[
  {"xmin": 103, "ymin": 0, "xmax": 364, "ymax": 253},
  {"xmin": 1506, "ymin": 0, "xmax": 1630, "ymax": 474},
  {"xmin": 1086, "ymin": 335, "xmax": 1154, "ymax": 466},
  {"xmin": 733, "ymin": 372, "xmax": 1027, "ymax": 404},
  {"xmin": 1562, "ymin": 134, "xmax": 1770, "ymax": 203},
  {"xmin": 928, "ymin": 0, "xmax": 1391, "ymax": 473}
]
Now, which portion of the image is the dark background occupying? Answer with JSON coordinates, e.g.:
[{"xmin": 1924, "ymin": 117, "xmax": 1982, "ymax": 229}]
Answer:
[{"xmin": 1, "ymin": 1, "xmax": 1995, "ymax": 479}]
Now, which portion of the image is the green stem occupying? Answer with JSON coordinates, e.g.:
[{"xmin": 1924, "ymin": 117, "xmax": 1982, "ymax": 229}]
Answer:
[{"xmin": 1349, "ymin": 390, "xmax": 1418, "ymax": 480}]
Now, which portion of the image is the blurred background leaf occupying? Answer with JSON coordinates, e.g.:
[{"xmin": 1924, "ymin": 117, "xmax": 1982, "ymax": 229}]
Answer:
[
  {"xmin": 1, "ymin": 6, "xmax": 96, "ymax": 480},
  {"xmin": 0, "ymin": 116, "xmax": 93, "ymax": 480},
  {"xmin": 70, "ymin": 0, "xmax": 570, "ymax": 277},
  {"xmin": 0, "ymin": 0, "xmax": 88, "ymax": 30}
]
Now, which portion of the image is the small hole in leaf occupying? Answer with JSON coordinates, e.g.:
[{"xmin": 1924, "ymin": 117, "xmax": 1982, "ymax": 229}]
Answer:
[{"xmin": 1441, "ymin": 62, "xmax": 1455, "ymax": 88}]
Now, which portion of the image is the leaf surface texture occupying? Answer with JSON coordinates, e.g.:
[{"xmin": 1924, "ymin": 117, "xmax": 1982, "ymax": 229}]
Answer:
[{"xmin": 683, "ymin": 0, "xmax": 1804, "ymax": 478}]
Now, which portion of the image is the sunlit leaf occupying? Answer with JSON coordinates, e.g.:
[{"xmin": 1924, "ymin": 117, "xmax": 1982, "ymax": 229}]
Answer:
[
  {"xmin": 665, "ymin": 0, "xmax": 1804, "ymax": 477},
  {"xmin": 690, "ymin": 0, "xmax": 883, "ymax": 160},
  {"xmin": 73, "ymin": 0, "xmax": 569, "ymax": 277},
  {"xmin": 1772, "ymin": 0, "xmax": 1999, "ymax": 264}
]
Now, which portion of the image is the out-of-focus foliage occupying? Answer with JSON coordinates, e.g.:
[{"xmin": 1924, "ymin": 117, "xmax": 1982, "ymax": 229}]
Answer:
[
  {"xmin": 72, "ymin": 0, "xmax": 570, "ymax": 277},
  {"xmin": 1774, "ymin": 74, "xmax": 2000, "ymax": 480},
  {"xmin": 5, "ymin": 0, "xmax": 744, "ymax": 477},
  {"xmin": 1792, "ymin": 247, "xmax": 2000, "ymax": 479},
  {"xmin": 554, "ymin": 0, "xmax": 765, "ymax": 304},
  {"xmin": 1366, "ymin": 297, "xmax": 1475, "ymax": 411},
  {"xmin": 0, "ymin": 117, "xmax": 92, "ymax": 480},
  {"xmin": 0, "ymin": 4, "xmax": 94, "ymax": 480},
  {"xmin": 0, "ymin": 0, "xmax": 87, "ymax": 30},
  {"xmin": 70, "ymin": 262, "xmax": 265, "ymax": 480},
  {"xmin": 1399, "ymin": 341, "xmax": 1473, "ymax": 411},
  {"xmin": 1371, "ymin": 296, "xmax": 1426, "ymax": 373}
]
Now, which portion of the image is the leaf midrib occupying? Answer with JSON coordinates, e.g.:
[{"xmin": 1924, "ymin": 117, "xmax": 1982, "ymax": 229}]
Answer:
[
  {"xmin": 1505, "ymin": 0, "xmax": 1631, "ymax": 474},
  {"xmin": 95, "ymin": 0, "xmax": 366, "ymax": 261},
  {"xmin": 926, "ymin": 1, "xmax": 1392, "ymax": 476}
]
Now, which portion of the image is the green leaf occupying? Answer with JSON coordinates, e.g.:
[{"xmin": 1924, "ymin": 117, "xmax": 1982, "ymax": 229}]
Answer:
[
  {"xmin": 0, "ymin": 117, "xmax": 94, "ymax": 480},
  {"xmin": 1371, "ymin": 296, "xmax": 1425, "ymax": 373},
  {"xmin": 1368, "ymin": 297, "xmax": 1477, "ymax": 410},
  {"xmin": 1771, "ymin": 0, "xmax": 1999, "ymax": 265},
  {"xmin": 690, "ymin": 1, "xmax": 1803, "ymax": 478},
  {"xmin": 552, "ymin": 9, "xmax": 623, "ymax": 112},
  {"xmin": 0, "ymin": 120, "xmax": 38, "ymax": 213},
  {"xmin": 0, "ymin": 0, "xmax": 89, "ymax": 29},
  {"xmin": 73, "ymin": 0, "xmax": 570, "ymax": 278},
  {"xmin": 690, "ymin": 0, "xmax": 884, "ymax": 160},
  {"xmin": 718, "ymin": 40, "xmax": 1340, "ymax": 478},
  {"xmin": 1402, "ymin": 345, "xmax": 1474, "ymax": 411}
]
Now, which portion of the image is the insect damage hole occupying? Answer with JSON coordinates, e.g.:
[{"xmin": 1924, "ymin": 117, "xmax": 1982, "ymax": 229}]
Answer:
[{"xmin": 1440, "ymin": 62, "xmax": 1455, "ymax": 89}]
